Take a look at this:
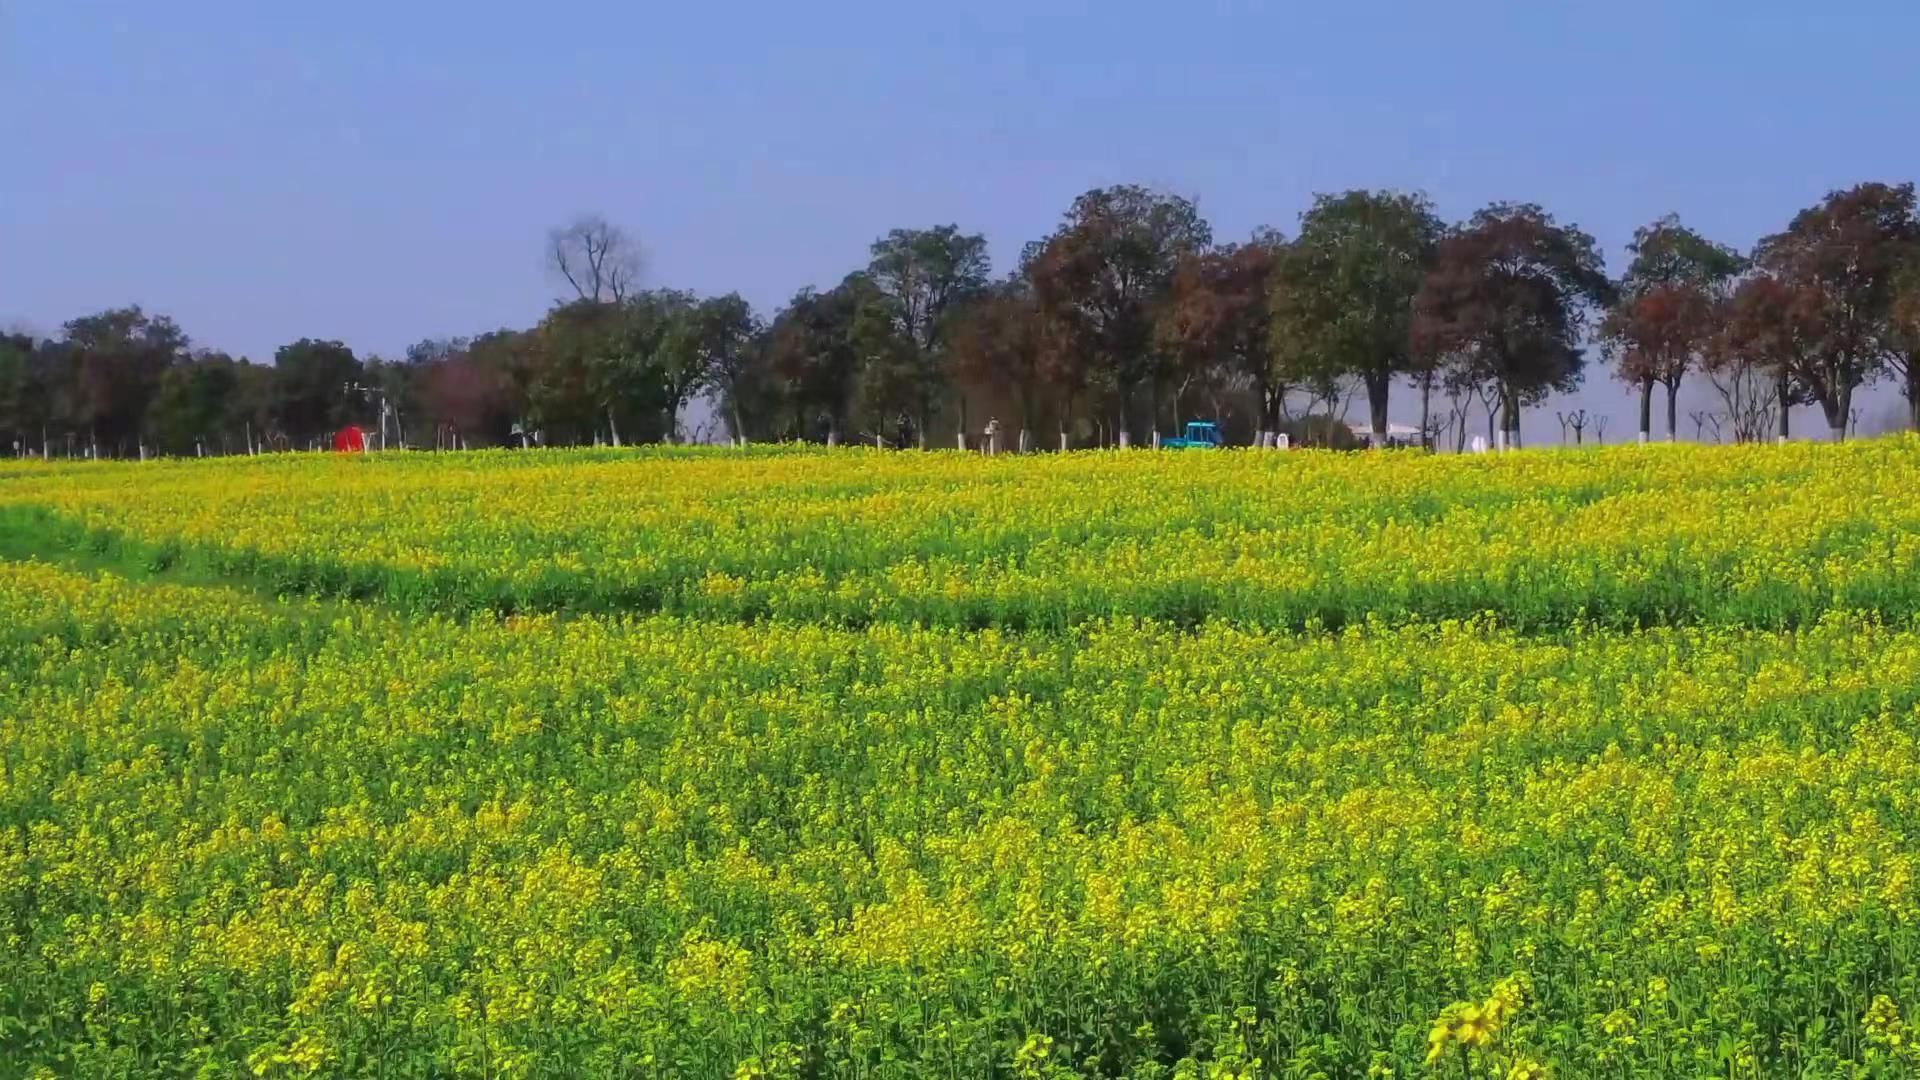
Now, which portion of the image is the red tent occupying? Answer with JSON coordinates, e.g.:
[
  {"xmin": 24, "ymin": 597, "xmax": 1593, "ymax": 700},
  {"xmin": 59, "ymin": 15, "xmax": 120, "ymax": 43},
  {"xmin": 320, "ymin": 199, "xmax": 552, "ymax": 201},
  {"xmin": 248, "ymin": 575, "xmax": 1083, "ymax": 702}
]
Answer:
[{"xmin": 332, "ymin": 425, "xmax": 366, "ymax": 453}]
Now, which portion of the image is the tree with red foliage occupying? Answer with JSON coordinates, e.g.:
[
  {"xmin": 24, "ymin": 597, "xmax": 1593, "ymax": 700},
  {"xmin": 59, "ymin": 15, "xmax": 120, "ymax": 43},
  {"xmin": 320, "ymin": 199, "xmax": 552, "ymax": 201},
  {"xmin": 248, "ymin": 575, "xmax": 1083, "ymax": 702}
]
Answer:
[
  {"xmin": 1414, "ymin": 204, "xmax": 1613, "ymax": 448},
  {"xmin": 1600, "ymin": 216, "xmax": 1743, "ymax": 442},
  {"xmin": 1022, "ymin": 186, "xmax": 1212, "ymax": 446},
  {"xmin": 1888, "ymin": 256, "xmax": 1920, "ymax": 431},
  {"xmin": 945, "ymin": 282, "xmax": 1047, "ymax": 445},
  {"xmin": 1752, "ymin": 181, "xmax": 1919, "ymax": 440},
  {"xmin": 1158, "ymin": 230, "xmax": 1288, "ymax": 443},
  {"xmin": 1710, "ymin": 275, "xmax": 1826, "ymax": 443}
]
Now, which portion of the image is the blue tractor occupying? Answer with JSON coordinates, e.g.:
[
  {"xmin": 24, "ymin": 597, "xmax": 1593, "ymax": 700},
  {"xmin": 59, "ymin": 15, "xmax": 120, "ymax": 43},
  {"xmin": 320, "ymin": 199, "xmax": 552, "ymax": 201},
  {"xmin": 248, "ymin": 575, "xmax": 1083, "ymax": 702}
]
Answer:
[{"xmin": 1161, "ymin": 421, "xmax": 1224, "ymax": 449}]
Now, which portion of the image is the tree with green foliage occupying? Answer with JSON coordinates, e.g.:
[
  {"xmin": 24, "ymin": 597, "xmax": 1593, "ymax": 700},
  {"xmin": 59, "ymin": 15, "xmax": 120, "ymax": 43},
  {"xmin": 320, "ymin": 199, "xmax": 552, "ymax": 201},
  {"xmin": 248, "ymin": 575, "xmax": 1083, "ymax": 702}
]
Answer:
[
  {"xmin": 691, "ymin": 294, "xmax": 765, "ymax": 445},
  {"xmin": 271, "ymin": 338, "xmax": 362, "ymax": 447},
  {"xmin": 1269, "ymin": 191, "xmax": 1442, "ymax": 446},
  {"xmin": 866, "ymin": 226, "xmax": 991, "ymax": 446},
  {"xmin": 0, "ymin": 332, "xmax": 41, "ymax": 455},
  {"xmin": 533, "ymin": 298, "xmax": 681, "ymax": 446},
  {"xmin": 765, "ymin": 275, "xmax": 896, "ymax": 445},
  {"xmin": 639, "ymin": 290, "xmax": 709, "ymax": 443},
  {"xmin": 62, "ymin": 306, "xmax": 191, "ymax": 456},
  {"xmin": 146, "ymin": 351, "xmax": 249, "ymax": 455}
]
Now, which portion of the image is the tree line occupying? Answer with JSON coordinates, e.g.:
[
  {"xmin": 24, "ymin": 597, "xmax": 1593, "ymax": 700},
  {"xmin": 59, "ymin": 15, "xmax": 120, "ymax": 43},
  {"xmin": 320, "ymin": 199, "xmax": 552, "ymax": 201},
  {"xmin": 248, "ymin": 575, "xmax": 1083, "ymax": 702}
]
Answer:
[{"xmin": 6, "ymin": 180, "xmax": 1920, "ymax": 458}]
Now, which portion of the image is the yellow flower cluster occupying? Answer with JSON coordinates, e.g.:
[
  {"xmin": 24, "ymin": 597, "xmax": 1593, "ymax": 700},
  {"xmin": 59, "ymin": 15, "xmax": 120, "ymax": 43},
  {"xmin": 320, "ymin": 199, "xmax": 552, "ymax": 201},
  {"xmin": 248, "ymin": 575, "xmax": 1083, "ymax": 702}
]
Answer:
[
  {"xmin": 8, "ymin": 442, "xmax": 1920, "ymax": 1075},
  {"xmin": 7, "ymin": 439, "xmax": 1920, "ymax": 628}
]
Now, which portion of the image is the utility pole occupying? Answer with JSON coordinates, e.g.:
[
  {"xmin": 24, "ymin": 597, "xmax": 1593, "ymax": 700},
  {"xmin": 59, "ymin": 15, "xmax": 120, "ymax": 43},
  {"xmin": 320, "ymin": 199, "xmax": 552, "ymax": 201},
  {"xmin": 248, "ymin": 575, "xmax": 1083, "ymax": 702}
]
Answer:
[{"xmin": 345, "ymin": 382, "xmax": 391, "ymax": 451}]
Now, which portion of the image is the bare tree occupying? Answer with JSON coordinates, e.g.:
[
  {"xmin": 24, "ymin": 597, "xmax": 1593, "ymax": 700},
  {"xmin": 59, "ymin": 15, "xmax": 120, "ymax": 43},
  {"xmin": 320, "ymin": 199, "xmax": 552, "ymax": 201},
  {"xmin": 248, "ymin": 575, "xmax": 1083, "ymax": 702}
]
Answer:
[
  {"xmin": 1702, "ymin": 351, "xmax": 1781, "ymax": 444},
  {"xmin": 1557, "ymin": 409, "xmax": 1591, "ymax": 445},
  {"xmin": 548, "ymin": 215, "xmax": 642, "ymax": 303}
]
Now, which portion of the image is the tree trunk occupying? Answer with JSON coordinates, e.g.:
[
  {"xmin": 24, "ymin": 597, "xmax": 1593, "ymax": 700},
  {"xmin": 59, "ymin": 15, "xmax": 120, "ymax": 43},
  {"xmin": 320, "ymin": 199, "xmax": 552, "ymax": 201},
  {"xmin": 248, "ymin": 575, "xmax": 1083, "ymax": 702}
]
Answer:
[
  {"xmin": 1908, "ymin": 363, "xmax": 1920, "ymax": 432},
  {"xmin": 1777, "ymin": 369, "xmax": 1791, "ymax": 442},
  {"xmin": 1821, "ymin": 390, "xmax": 1847, "ymax": 443},
  {"xmin": 1366, "ymin": 371, "xmax": 1391, "ymax": 448},
  {"xmin": 606, "ymin": 407, "xmax": 622, "ymax": 447},
  {"xmin": 1638, "ymin": 379, "xmax": 1653, "ymax": 444},
  {"xmin": 731, "ymin": 399, "xmax": 747, "ymax": 448},
  {"xmin": 1418, "ymin": 378, "xmax": 1432, "ymax": 450},
  {"xmin": 1503, "ymin": 387, "xmax": 1522, "ymax": 449},
  {"xmin": 1665, "ymin": 381, "xmax": 1679, "ymax": 442}
]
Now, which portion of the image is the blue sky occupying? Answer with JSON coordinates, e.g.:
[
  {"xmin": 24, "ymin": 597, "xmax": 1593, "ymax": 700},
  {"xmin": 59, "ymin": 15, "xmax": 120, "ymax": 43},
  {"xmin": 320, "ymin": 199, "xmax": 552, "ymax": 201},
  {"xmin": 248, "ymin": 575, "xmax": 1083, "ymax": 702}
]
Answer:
[{"xmin": 4, "ymin": 1, "xmax": 1918, "ymax": 437}]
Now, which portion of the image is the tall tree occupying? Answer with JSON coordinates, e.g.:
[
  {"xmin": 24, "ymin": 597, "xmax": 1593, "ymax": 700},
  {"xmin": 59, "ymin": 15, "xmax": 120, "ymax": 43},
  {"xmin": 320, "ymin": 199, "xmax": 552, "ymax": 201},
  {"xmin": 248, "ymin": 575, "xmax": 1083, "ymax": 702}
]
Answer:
[
  {"xmin": 533, "ymin": 298, "xmax": 676, "ymax": 446},
  {"xmin": 1414, "ymin": 204, "xmax": 1613, "ymax": 447},
  {"xmin": 638, "ymin": 290, "xmax": 708, "ymax": 443},
  {"xmin": 271, "ymin": 338, "xmax": 362, "ymax": 446},
  {"xmin": 548, "ymin": 214, "xmax": 641, "ymax": 303},
  {"xmin": 1023, "ymin": 186, "xmax": 1212, "ymax": 445},
  {"xmin": 692, "ymin": 294, "xmax": 766, "ymax": 445},
  {"xmin": 1712, "ymin": 275, "xmax": 1824, "ymax": 443},
  {"xmin": 1701, "ymin": 282, "xmax": 1784, "ymax": 444},
  {"xmin": 0, "ymin": 332, "xmax": 39, "ymax": 455},
  {"xmin": 1160, "ymin": 231, "xmax": 1288, "ymax": 443},
  {"xmin": 866, "ymin": 226, "xmax": 990, "ymax": 446},
  {"xmin": 146, "ymin": 351, "xmax": 245, "ymax": 455},
  {"xmin": 946, "ymin": 282, "xmax": 1047, "ymax": 444},
  {"xmin": 764, "ymin": 275, "xmax": 893, "ymax": 445},
  {"xmin": 1887, "ymin": 255, "xmax": 1920, "ymax": 431},
  {"xmin": 62, "ymin": 306, "xmax": 190, "ymax": 456},
  {"xmin": 230, "ymin": 358, "xmax": 276, "ymax": 452},
  {"xmin": 1269, "ymin": 191, "xmax": 1442, "ymax": 446},
  {"xmin": 419, "ymin": 331, "xmax": 531, "ymax": 448},
  {"xmin": 1752, "ymin": 181, "xmax": 1919, "ymax": 440},
  {"xmin": 1601, "ymin": 215, "xmax": 1744, "ymax": 442}
]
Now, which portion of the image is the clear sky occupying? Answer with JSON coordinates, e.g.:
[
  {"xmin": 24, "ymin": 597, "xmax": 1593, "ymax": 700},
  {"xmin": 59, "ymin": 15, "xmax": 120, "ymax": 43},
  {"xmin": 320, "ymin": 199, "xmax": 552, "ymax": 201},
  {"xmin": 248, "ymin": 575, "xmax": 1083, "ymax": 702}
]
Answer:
[{"xmin": 5, "ymin": 1, "xmax": 1919, "ymax": 440}]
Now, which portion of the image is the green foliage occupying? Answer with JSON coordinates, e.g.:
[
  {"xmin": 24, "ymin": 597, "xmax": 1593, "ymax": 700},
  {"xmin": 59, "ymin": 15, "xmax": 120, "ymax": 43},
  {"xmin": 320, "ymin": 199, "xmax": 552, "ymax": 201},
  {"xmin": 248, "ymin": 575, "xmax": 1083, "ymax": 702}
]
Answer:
[{"xmin": 270, "ymin": 338, "xmax": 363, "ymax": 445}]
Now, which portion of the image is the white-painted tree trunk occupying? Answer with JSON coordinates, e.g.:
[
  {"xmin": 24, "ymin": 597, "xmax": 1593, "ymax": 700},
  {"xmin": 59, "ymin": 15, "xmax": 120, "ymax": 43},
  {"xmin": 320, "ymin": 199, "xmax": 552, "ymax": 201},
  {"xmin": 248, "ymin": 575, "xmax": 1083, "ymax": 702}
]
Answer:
[
  {"xmin": 1059, "ymin": 430, "xmax": 1069, "ymax": 452},
  {"xmin": 1118, "ymin": 429, "xmax": 1131, "ymax": 448}
]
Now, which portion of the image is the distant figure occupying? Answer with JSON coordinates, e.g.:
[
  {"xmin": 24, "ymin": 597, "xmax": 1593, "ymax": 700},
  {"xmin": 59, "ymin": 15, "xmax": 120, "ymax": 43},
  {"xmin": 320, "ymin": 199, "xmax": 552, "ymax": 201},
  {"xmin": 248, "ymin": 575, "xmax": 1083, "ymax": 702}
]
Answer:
[
  {"xmin": 983, "ymin": 417, "xmax": 1001, "ymax": 455},
  {"xmin": 333, "ymin": 426, "xmax": 366, "ymax": 453}
]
